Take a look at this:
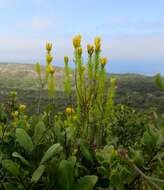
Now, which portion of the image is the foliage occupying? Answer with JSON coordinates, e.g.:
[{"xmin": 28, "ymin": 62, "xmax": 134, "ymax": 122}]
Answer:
[{"xmin": 0, "ymin": 35, "xmax": 164, "ymax": 190}]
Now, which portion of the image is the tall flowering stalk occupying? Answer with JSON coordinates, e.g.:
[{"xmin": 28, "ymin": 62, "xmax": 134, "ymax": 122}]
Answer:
[
  {"xmin": 63, "ymin": 56, "xmax": 72, "ymax": 102},
  {"xmin": 71, "ymin": 35, "xmax": 116, "ymax": 145}
]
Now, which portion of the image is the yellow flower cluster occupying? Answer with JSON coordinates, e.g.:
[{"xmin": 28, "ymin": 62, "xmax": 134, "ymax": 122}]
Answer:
[
  {"xmin": 11, "ymin": 111, "xmax": 18, "ymax": 118},
  {"xmin": 73, "ymin": 35, "xmax": 82, "ymax": 48},
  {"xmin": 87, "ymin": 44, "xmax": 94, "ymax": 56},
  {"xmin": 65, "ymin": 107, "xmax": 75, "ymax": 114},
  {"xmin": 46, "ymin": 42, "xmax": 52, "ymax": 53},
  {"xmin": 46, "ymin": 54, "xmax": 53, "ymax": 64},
  {"xmin": 19, "ymin": 104, "xmax": 26, "ymax": 112},
  {"xmin": 64, "ymin": 56, "xmax": 69, "ymax": 64},
  {"xmin": 94, "ymin": 37, "xmax": 101, "ymax": 52},
  {"xmin": 47, "ymin": 65, "xmax": 55, "ymax": 75},
  {"xmin": 100, "ymin": 57, "xmax": 107, "ymax": 66},
  {"xmin": 76, "ymin": 47, "xmax": 83, "ymax": 56},
  {"xmin": 10, "ymin": 91, "xmax": 17, "ymax": 97}
]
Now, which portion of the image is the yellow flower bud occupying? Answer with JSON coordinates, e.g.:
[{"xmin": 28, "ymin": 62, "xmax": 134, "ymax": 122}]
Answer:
[
  {"xmin": 46, "ymin": 54, "xmax": 53, "ymax": 64},
  {"xmin": 19, "ymin": 104, "xmax": 26, "ymax": 112},
  {"xmin": 94, "ymin": 37, "xmax": 101, "ymax": 52},
  {"xmin": 65, "ymin": 107, "xmax": 75, "ymax": 114},
  {"xmin": 87, "ymin": 44, "xmax": 94, "ymax": 56},
  {"xmin": 47, "ymin": 65, "xmax": 55, "ymax": 75},
  {"xmin": 76, "ymin": 47, "xmax": 82, "ymax": 56},
  {"xmin": 64, "ymin": 56, "xmax": 69, "ymax": 64},
  {"xmin": 46, "ymin": 42, "xmax": 52, "ymax": 53},
  {"xmin": 100, "ymin": 57, "xmax": 107, "ymax": 66},
  {"xmin": 11, "ymin": 111, "xmax": 19, "ymax": 117},
  {"xmin": 10, "ymin": 91, "xmax": 17, "ymax": 97},
  {"xmin": 73, "ymin": 35, "xmax": 82, "ymax": 48}
]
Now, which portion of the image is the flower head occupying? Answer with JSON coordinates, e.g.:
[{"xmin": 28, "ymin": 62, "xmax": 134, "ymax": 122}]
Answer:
[
  {"xmin": 46, "ymin": 42, "xmax": 52, "ymax": 53},
  {"xmin": 87, "ymin": 44, "xmax": 94, "ymax": 56},
  {"xmin": 47, "ymin": 65, "xmax": 55, "ymax": 75},
  {"xmin": 100, "ymin": 57, "xmax": 107, "ymax": 67},
  {"xmin": 46, "ymin": 54, "xmax": 53, "ymax": 64},
  {"xmin": 65, "ymin": 107, "xmax": 75, "ymax": 114},
  {"xmin": 64, "ymin": 56, "xmax": 69, "ymax": 64},
  {"xmin": 94, "ymin": 37, "xmax": 101, "ymax": 52},
  {"xmin": 10, "ymin": 91, "xmax": 17, "ymax": 97},
  {"xmin": 19, "ymin": 104, "xmax": 26, "ymax": 112},
  {"xmin": 76, "ymin": 47, "xmax": 83, "ymax": 56},
  {"xmin": 11, "ymin": 111, "xmax": 19, "ymax": 118},
  {"xmin": 73, "ymin": 35, "xmax": 82, "ymax": 48}
]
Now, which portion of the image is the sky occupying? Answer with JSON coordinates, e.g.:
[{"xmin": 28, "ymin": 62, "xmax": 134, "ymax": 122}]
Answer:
[{"xmin": 0, "ymin": 0, "xmax": 164, "ymax": 75}]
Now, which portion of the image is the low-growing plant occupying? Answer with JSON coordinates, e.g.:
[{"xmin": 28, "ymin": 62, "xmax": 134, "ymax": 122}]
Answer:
[{"xmin": 0, "ymin": 35, "xmax": 164, "ymax": 190}]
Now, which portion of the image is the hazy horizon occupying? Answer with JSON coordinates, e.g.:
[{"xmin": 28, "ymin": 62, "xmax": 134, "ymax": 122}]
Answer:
[{"xmin": 0, "ymin": 60, "xmax": 163, "ymax": 76}]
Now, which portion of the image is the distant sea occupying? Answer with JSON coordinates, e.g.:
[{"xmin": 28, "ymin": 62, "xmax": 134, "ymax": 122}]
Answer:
[{"xmin": 0, "ymin": 60, "xmax": 163, "ymax": 76}]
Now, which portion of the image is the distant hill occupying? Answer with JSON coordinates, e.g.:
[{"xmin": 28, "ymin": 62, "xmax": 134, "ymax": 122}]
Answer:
[{"xmin": 0, "ymin": 63, "xmax": 163, "ymax": 113}]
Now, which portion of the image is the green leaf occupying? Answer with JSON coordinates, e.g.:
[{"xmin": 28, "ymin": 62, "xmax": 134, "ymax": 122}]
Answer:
[
  {"xmin": 72, "ymin": 175, "xmax": 98, "ymax": 190},
  {"xmin": 31, "ymin": 164, "xmax": 45, "ymax": 183},
  {"xmin": 57, "ymin": 159, "xmax": 75, "ymax": 190},
  {"xmin": 41, "ymin": 143, "xmax": 62, "ymax": 164},
  {"xmin": 2, "ymin": 159, "xmax": 20, "ymax": 176},
  {"xmin": 12, "ymin": 152, "xmax": 31, "ymax": 167},
  {"xmin": 33, "ymin": 120, "xmax": 46, "ymax": 145},
  {"xmin": 16, "ymin": 128, "xmax": 34, "ymax": 152},
  {"xmin": 79, "ymin": 139, "xmax": 93, "ymax": 162}
]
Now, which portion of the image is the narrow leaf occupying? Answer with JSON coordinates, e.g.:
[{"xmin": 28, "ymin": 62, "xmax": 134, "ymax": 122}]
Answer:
[
  {"xmin": 41, "ymin": 143, "xmax": 62, "ymax": 164},
  {"xmin": 31, "ymin": 165, "xmax": 45, "ymax": 183}
]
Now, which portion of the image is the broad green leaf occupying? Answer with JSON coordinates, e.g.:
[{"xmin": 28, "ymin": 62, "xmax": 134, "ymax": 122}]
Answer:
[
  {"xmin": 2, "ymin": 159, "xmax": 19, "ymax": 176},
  {"xmin": 79, "ymin": 139, "xmax": 93, "ymax": 162},
  {"xmin": 16, "ymin": 128, "xmax": 34, "ymax": 152},
  {"xmin": 12, "ymin": 152, "xmax": 31, "ymax": 167},
  {"xmin": 72, "ymin": 175, "xmax": 98, "ymax": 190},
  {"xmin": 41, "ymin": 143, "xmax": 62, "ymax": 164},
  {"xmin": 31, "ymin": 164, "xmax": 45, "ymax": 183},
  {"xmin": 57, "ymin": 159, "xmax": 75, "ymax": 190},
  {"xmin": 33, "ymin": 120, "xmax": 46, "ymax": 145}
]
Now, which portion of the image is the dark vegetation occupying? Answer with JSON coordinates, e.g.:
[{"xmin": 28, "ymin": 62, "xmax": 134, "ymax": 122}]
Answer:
[{"xmin": 0, "ymin": 64, "xmax": 163, "ymax": 113}]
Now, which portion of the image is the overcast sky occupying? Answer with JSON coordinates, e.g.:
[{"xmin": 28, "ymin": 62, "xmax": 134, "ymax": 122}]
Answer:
[{"xmin": 0, "ymin": 0, "xmax": 164, "ymax": 74}]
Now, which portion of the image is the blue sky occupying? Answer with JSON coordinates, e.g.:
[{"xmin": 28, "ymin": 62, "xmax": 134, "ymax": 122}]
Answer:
[{"xmin": 0, "ymin": 0, "xmax": 164, "ymax": 74}]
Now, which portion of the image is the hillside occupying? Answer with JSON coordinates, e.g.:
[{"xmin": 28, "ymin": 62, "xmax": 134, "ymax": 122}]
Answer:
[{"xmin": 0, "ymin": 63, "xmax": 163, "ymax": 113}]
